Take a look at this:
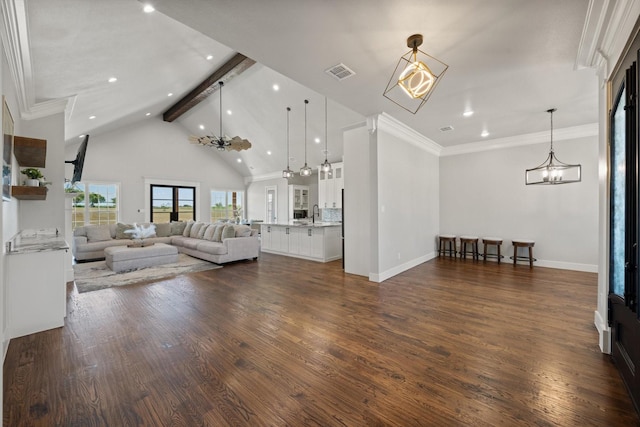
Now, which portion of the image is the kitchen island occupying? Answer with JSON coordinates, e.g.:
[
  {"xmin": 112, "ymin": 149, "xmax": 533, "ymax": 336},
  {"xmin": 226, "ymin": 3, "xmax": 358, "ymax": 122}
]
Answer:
[{"xmin": 260, "ymin": 222, "xmax": 341, "ymax": 262}]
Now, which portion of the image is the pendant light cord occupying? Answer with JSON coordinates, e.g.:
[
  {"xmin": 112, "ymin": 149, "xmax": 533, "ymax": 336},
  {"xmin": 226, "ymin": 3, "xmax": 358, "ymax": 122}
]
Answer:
[
  {"xmin": 304, "ymin": 99, "xmax": 309, "ymax": 165},
  {"xmin": 324, "ymin": 97, "xmax": 328, "ymax": 159},
  {"xmin": 286, "ymin": 107, "xmax": 291, "ymax": 168},
  {"xmin": 548, "ymin": 108, "xmax": 556, "ymax": 153}
]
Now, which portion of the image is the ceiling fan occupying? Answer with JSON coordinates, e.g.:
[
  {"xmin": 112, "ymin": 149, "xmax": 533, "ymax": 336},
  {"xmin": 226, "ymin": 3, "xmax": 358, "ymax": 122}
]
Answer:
[{"xmin": 188, "ymin": 81, "xmax": 252, "ymax": 152}]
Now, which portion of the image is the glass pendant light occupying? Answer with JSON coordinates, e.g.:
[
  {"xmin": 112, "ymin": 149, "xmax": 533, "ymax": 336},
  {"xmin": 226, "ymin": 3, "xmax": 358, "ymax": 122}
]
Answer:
[
  {"xmin": 321, "ymin": 96, "xmax": 332, "ymax": 173},
  {"xmin": 300, "ymin": 99, "xmax": 313, "ymax": 177},
  {"xmin": 282, "ymin": 107, "xmax": 294, "ymax": 179}
]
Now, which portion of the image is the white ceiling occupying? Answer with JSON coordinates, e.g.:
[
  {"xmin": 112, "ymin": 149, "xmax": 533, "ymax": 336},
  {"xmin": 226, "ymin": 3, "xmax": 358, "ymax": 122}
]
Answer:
[{"xmin": 25, "ymin": 0, "xmax": 597, "ymax": 178}]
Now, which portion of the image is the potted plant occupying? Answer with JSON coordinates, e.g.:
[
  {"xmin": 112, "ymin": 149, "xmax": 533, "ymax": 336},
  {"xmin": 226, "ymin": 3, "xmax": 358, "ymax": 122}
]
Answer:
[{"xmin": 21, "ymin": 168, "xmax": 43, "ymax": 187}]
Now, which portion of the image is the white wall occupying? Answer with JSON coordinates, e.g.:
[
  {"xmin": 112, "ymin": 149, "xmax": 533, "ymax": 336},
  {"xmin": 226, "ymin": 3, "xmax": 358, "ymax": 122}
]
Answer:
[
  {"xmin": 344, "ymin": 125, "xmax": 370, "ymax": 276},
  {"xmin": 373, "ymin": 116, "xmax": 440, "ymax": 281},
  {"xmin": 65, "ymin": 118, "xmax": 246, "ymax": 223},
  {"xmin": 345, "ymin": 115, "xmax": 440, "ymax": 282},
  {"xmin": 440, "ymin": 135, "xmax": 599, "ymax": 271}
]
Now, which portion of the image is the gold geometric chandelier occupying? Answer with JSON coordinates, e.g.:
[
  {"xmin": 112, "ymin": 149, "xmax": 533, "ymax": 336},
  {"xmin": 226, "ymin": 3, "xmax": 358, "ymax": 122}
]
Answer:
[
  {"xmin": 525, "ymin": 108, "xmax": 582, "ymax": 185},
  {"xmin": 383, "ymin": 34, "xmax": 449, "ymax": 114}
]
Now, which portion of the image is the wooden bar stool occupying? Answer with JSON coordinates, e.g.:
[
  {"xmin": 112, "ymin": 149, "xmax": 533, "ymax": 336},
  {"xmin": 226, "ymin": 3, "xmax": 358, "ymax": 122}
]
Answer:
[
  {"xmin": 438, "ymin": 235, "xmax": 457, "ymax": 257},
  {"xmin": 459, "ymin": 236, "xmax": 479, "ymax": 260},
  {"xmin": 511, "ymin": 239, "xmax": 536, "ymax": 267},
  {"xmin": 481, "ymin": 237, "xmax": 503, "ymax": 263}
]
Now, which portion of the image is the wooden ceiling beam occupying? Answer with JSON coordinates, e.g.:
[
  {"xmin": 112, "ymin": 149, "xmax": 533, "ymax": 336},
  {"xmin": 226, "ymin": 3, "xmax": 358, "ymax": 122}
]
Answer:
[{"xmin": 162, "ymin": 53, "xmax": 256, "ymax": 122}]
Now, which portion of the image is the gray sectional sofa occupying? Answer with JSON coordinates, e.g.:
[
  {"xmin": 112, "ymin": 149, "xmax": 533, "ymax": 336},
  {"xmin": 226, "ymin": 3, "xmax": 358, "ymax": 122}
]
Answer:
[{"xmin": 72, "ymin": 221, "xmax": 259, "ymax": 264}]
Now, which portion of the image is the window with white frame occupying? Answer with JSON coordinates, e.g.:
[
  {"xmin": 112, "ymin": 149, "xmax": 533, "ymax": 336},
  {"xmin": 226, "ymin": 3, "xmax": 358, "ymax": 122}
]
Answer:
[
  {"xmin": 65, "ymin": 182, "xmax": 119, "ymax": 230},
  {"xmin": 211, "ymin": 190, "xmax": 244, "ymax": 222}
]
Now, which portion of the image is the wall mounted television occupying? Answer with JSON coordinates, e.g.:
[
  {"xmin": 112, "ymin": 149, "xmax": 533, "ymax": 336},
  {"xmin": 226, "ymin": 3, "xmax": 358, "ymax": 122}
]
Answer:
[{"xmin": 66, "ymin": 135, "xmax": 88, "ymax": 184}]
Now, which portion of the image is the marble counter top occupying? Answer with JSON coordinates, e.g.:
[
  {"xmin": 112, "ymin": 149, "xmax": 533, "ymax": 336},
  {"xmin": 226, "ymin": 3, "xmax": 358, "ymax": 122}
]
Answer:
[
  {"xmin": 262, "ymin": 222, "xmax": 342, "ymax": 228},
  {"xmin": 7, "ymin": 228, "xmax": 69, "ymax": 255}
]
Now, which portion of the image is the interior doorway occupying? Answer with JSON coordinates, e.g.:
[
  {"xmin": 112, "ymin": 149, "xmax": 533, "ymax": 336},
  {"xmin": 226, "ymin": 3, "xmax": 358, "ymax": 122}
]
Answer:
[{"xmin": 265, "ymin": 185, "xmax": 277, "ymax": 223}]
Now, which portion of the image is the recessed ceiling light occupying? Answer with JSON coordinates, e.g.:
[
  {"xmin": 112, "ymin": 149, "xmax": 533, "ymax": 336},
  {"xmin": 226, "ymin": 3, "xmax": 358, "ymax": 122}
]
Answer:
[
  {"xmin": 167, "ymin": 92, "xmax": 173, "ymax": 97},
  {"xmin": 481, "ymin": 130, "xmax": 490, "ymax": 137},
  {"xmin": 199, "ymin": 124, "xmax": 205, "ymax": 130},
  {"xmin": 272, "ymin": 84, "xmax": 279, "ymax": 91},
  {"xmin": 145, "ymin": 112, "xmax": 151, "ymax": 116},
  {"xmin": 267, "ymin": 150, "xmax": 272, "ymax": 155},
  {"xmin": 227, "ymin": 110, "xmax": 232, "ymax": 115},
  {"xmin": 237, "ymin": 158, "xmax": 242, "ymax": 163},
  {"xmin": 314, "ymin": 137, "xmax": 321, "ymax": 144},
  {"xmin": 89, "ymin": 115, "xmax": 96, "ymax": 120},
  {"xmin": 206, "ymin": 55, "xmax": 213, "ymax": 60},
  {"xmin": 108, "ymin": 77, "xmax": 117, "ymax": 83},
  {"xmin": 143, "ymin": 4, "xmax": 155, "ymax": 13},
  {"xmin": 463, "ymin": 110, "xmax": 474, "ymax": 117},
  {"xmin": 79, "ymin": 135, "xmax": 85, "ymax": 138}
]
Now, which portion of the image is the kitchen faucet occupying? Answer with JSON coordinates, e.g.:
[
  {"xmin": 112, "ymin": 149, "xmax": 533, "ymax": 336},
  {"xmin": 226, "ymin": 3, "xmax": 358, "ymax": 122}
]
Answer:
[{"xmin": 312, "ymin": 204, "xmax": 320, "ymax": 224}]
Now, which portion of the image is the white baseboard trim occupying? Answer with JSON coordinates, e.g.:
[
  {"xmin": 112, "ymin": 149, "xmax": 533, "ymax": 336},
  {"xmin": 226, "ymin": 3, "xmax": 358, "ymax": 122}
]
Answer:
[
  {"xmin": 533, "ymin": 259, "xmax": 598, "ymax": 273},
  {"xmin": 594, "ymin": 309, "xmax": 611, "ymax": 354},
  {"xmin": 369, "ymin": 252, "xmax": 436, "ymax": 283}
]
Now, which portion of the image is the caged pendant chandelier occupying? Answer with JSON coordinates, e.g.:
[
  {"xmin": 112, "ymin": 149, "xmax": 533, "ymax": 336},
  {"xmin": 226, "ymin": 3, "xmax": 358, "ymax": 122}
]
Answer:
[
  {"xmin": 525, "ymin": 108, "xmax": 581, "ymax": 185},
  {"xmin": 321, "ymin": 97, "xmax": 332, "ymax": 173},
  {"xmin": 299, "ymin": 99, "xmax": 313, "ymax": 177},
  {"xmin": 383, "ymin": 34, "xmax": 449, "ymax": 114},
  {"xmin": 282, "ymin": 107, "xmax": 294, "ymax": 179}
]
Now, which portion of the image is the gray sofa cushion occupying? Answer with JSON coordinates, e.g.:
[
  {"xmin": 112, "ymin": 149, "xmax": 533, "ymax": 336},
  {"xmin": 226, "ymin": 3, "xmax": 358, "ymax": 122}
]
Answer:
[
  {"xmin": 85, "ymin": 224, "xmax": 112, "ymax": 242},
  {"xmin": 171, "ymin": 221, "xmax": 186, "ymax": 236},
  {"xmin": 155, "ymin": 223, "xmax": 172, "ymax": 237},
  {"xmin": 221, "ymin": 224, "xmax": 236, "ymax": 240},
  {"xmin": 196, "ymin": 241, "xmax": 228, "ymax": 255},
  {"xmin": 234, "ymin": 225, "xmax": 252, "ymax": 237}
]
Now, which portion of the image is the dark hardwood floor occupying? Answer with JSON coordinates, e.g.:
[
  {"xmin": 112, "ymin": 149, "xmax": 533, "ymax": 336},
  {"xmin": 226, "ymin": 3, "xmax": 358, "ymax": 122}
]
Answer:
[{"xmin": 3, "ymin": 253, "xmax": 639, "ymax": 426}]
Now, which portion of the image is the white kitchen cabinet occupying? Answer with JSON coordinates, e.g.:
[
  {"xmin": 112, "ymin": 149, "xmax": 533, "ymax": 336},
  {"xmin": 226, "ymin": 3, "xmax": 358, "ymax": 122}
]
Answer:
[
  {"xmin": 288, "ymin": 185, "xmax": 309, "ymax": 218},
  {"xmin": 260, "ymin": 224, "xmax": 342, "ymax": 262},
  {"xmin": 6, "ymin": 229, "xmax": 69, "ymax": 339},
  {"xmin": 318, "ymin": 162, "xmax": 343, "ymax": 209}
]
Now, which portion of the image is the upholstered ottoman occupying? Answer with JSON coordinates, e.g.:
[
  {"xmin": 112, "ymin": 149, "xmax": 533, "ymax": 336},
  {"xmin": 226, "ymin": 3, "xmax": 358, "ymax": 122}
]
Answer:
[{"xmin": 105, "ymin": 243, "xmax": 179, "ymax": 273}]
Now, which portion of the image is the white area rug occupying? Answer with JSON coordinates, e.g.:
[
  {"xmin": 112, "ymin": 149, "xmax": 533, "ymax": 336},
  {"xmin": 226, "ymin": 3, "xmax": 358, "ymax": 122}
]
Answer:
[{"xmin": 73, "ymin": 254, "xmax": 222, "ymax": 293}]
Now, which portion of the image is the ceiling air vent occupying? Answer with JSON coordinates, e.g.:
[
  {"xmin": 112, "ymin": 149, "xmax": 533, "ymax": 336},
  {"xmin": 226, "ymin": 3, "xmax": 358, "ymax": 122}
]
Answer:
[
  {"xmin": 439, "ymin": 125, "xmax": 454, "ymax": 132},
  {"xmin": 325, "ymin": 63, "xmax": 356, "ymax": 81}
]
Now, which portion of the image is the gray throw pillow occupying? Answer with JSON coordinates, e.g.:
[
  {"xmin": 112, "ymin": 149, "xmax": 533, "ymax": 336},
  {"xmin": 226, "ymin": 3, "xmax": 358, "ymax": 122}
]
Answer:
[
  {"xmin": 183, "ymin": 220, "xmax": 195, "ymax": 237},
  {"xmin": 212, "ymin": 224, "xmax": 224, "ymax": 242},
  {"xmin": 86, "ymin": 225, "xmax": 112, "ymax": 242},
  {"xmin": 190, "ymin": 222, "xmax": 204, "ymax": 238},
  {"xmin": 171, "ymin": 221, "xmax": 186, "ymax": 236},
  {"xmin": 196, "ymin": 224, "xmax": 209, "ymax": 239},
  {"xmin": 155, "ymin": 223, "xmax": 172, "ymax": 237},
  {"xmin": 233, "ymin": 225, "xmax": 252, "ymax": 238},
  {"xmin": 115, "ymin": 223, "xmax": 134, "ymax": 239},
  {"xmin": 221, "ymin": 224, "xmax": 236, "ymax": 240},
  {"xmin": 203, "ymin": 224, "xmax": 216, "ymax": 240}
]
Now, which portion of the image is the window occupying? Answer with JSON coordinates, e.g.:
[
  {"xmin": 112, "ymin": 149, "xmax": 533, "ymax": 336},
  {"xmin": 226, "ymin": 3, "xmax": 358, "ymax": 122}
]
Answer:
[
  {"xmin": 150, "ymin": 185, "xmax": 195, "ymax": 223},
  {"xmin": 211, "ymin": 190, "xmax": 244, "ymax": 222},
  {"xmin": 65, "ymin": 182, "xmax": 119, "ymax": 230}
]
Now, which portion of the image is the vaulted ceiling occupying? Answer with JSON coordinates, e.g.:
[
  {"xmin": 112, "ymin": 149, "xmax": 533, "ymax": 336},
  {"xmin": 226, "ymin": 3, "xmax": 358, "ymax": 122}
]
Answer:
[{"xmin": 25, "ymin": 0, "xmax": 597, "ymax": 177}]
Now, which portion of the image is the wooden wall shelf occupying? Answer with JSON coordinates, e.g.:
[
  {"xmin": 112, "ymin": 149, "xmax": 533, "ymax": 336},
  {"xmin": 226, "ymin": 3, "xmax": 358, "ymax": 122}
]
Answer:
[
  {"xmin": 14, "ymin": 136, "xmax": 46, "ymax": 167},
  {"xmin": 11, "ymin": 186, "xmax": 47, "ymax": 200}
]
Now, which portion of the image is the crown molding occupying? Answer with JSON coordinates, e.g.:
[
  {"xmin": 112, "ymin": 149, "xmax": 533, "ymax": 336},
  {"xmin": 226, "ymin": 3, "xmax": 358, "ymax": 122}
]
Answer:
[
  {"xmin": 441, "ymin": 123, "xmax": 598, "ymax": 157},
  {"xmin": 244, "ymin": 171, "xmax": 286, "ymax": 184},
  {"xmin": 576, "ymin": 0, "xmax": 640, "ymax": 81},
  {"xmin": 0, "ymin": 0, "xmax": 70, "ymax": 120},
  {"xmin": 375, "ymin": 113, "xmax": 442, "ymax": 156}
]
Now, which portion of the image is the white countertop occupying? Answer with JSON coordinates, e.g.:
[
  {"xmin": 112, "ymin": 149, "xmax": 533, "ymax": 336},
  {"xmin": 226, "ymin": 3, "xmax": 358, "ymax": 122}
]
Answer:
[
  {"xmin": 7, "ymin": 228, "xmax": 69, "ymax": 255},
  {"xmin": 262, "ymin": 221, "xmax": 341, "ymax": 228}
]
